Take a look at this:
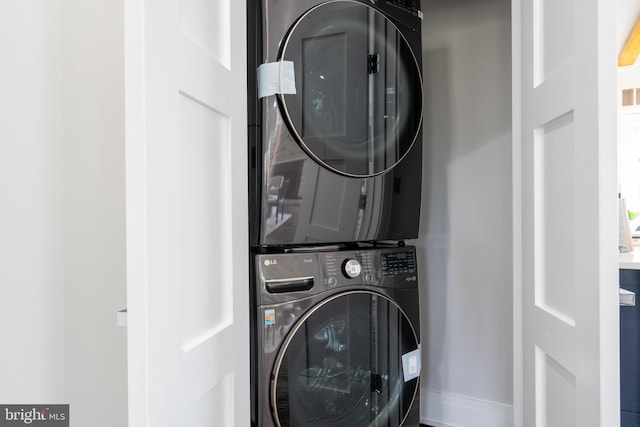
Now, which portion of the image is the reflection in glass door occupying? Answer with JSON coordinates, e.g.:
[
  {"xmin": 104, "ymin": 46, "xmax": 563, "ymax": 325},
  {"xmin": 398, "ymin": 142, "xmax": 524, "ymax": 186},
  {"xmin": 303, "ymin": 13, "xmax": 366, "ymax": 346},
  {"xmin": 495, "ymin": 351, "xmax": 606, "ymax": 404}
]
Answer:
[
  {"xmin": 278, "ymin": 0, "xmax": 422, "ymax": 177},
  {"xmin": 271, "ymin": 291, "xmax": 419, "ymax": 426}
]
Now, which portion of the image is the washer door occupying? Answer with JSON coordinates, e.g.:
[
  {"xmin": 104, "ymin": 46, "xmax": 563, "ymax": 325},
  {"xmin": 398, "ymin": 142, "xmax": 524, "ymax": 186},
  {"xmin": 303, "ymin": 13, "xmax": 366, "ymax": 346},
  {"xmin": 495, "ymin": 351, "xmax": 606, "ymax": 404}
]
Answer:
[
  {"xmin": 277, "ymin": 0, "xmax": 423, "ymax": 178},
  {"xmin": 271, "ymin": 291, "xmax": 419, "ymax": 426}
]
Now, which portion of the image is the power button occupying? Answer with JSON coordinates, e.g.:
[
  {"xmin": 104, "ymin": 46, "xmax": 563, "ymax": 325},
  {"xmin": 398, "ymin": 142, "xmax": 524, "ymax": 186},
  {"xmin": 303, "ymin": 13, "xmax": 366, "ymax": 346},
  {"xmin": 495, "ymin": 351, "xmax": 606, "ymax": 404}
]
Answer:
[{"xmin": 343, "ymin": 259, "xmax": 362, "ymax": 279}]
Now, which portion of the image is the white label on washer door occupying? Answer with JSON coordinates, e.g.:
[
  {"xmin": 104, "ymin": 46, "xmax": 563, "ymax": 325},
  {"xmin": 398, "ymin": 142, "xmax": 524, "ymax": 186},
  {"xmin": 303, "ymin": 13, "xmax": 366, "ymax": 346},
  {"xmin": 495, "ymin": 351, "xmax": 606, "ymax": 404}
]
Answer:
[
  {"xmin": 402, "ymin": 348, "xmax": 421, "ymax": 382},
  {"xmin": 257, "ymin": 61, "xmax": 297, "ymax": 98}
]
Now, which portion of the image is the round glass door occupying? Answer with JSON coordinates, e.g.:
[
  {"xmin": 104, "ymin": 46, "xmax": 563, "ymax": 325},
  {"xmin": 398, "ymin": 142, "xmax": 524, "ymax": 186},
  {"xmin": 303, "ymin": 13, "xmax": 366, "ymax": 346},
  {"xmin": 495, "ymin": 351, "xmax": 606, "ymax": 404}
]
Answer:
[
  {"xmin": 271, "ymin": 291, "xmax": 419, "ymax": 426},
  {"xmin": 277, "ymin": 0, "xmax": 423, "ymax": 177}
]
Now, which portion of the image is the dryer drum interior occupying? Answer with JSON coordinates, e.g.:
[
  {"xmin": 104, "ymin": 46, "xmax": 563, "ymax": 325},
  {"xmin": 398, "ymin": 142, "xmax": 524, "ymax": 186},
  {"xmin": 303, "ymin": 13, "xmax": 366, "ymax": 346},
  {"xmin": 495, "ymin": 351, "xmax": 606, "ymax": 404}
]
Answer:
[
  {"xmin": 271, "ymin": 291, "xmax": 419, "ymax": 426},
  {"xmin": 276, "ymin": 0, "xmax": 423, "ymax": 178}
]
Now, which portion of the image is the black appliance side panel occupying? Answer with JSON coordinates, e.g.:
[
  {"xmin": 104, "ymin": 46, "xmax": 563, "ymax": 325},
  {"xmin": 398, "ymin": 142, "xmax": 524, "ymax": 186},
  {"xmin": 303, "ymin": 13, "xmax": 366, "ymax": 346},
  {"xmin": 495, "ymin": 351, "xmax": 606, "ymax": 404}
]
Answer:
[
  {"xmin": 247, "ymin": 3, "xmax": 263, "ymax": 425},
  {"xmin": 379, "ymin": 0, "xmax": 423, "ymax": 52},
  {"xmin": 370, "ymin": 0, "xmax": 424, "ymax": 242},
  {"xmin": 382, "ymin": 130, "xmax": 422, "ymax": 241},
  {"xmin": 248, "ymin": 0, "xmax": 263, "ymax": 248}
]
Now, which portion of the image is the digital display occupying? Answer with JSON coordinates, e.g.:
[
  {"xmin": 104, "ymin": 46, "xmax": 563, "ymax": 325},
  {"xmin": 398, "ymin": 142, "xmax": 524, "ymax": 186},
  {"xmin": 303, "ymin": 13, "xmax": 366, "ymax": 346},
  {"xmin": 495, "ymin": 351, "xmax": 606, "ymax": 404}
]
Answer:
[{"xmin": 381, "ymin": 251, "xmax": 415, "ymax": 276}]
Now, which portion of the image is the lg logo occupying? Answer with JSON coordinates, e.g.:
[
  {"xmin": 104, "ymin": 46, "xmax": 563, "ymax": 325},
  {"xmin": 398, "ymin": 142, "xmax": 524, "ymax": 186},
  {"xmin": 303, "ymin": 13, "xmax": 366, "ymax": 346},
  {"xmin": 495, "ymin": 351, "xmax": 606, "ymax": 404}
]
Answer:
[{"xmin": 263, "ymin": 259, "xmax": 278, "ymax": 266}]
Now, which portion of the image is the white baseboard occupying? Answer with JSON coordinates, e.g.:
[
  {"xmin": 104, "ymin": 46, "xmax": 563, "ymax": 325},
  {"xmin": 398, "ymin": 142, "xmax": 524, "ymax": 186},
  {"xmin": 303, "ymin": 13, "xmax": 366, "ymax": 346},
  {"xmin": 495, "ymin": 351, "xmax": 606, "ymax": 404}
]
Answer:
[{"xmin": 420, "ymin": 388, "xmax": 513, "ymax": 427}]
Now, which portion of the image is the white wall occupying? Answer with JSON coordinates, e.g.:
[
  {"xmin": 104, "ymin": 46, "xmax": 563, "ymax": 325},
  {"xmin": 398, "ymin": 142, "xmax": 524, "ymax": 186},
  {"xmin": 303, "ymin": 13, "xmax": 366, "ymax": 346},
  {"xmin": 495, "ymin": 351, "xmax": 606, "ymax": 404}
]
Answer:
[
  {"xmin": 0, "ymin": 1, "xmax": 66, "ymax": 402},
  {"xmin": 60, "ymin": 1, "xmax": 128, "ymax": 426},
  {"xmin": 417, "ymin": 0, "xmax": 513, "ymax": 425},
  {"xmin": 0, "ymin": 2, "xmax": 127, "ymax": 426}
]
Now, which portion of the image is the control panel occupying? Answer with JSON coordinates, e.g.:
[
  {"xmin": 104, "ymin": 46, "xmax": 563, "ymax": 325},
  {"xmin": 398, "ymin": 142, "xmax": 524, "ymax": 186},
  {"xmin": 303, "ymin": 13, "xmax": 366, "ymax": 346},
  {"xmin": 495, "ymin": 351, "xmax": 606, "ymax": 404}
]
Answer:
[
  {"xmin": 385, "ymin": 0, "xmax": 420, "ymax": 15},
  {"xmin": 257, "ymin": 246, "xmax": 418, "ymax": 304},
  {"xmin": 381, "ymin": 250, "xmax": 416, "ymax": 276},
  {"xmin": 324, "ymin": 250, "xmax": 374, "ymax": 284},
  {"xmin": 322, "ymin": 247, "xmax": 416, "ymax": 286}
]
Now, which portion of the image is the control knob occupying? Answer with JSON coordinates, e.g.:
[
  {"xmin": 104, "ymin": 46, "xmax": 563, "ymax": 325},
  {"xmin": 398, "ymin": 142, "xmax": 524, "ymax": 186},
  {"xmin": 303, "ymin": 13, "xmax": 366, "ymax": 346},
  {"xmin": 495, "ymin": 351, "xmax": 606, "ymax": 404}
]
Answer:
[{"xmin": 343, "ymin": 259, "xmax": 362, "ymax": 279}]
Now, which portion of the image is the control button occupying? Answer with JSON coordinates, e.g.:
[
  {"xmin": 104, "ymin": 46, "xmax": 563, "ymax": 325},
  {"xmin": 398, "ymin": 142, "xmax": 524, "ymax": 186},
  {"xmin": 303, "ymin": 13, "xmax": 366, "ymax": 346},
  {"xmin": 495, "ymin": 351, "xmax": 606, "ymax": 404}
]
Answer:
[
  {"xmin": 364, "ymin": 274, "xmax": 373, "ymax": 284},
  {"xmin": 327, "ymin": 277, "xmax": 338, "ymax": 287},
  {"xmin": 343, "ymin": 259, "xmax": 362, "ymax": 279}
]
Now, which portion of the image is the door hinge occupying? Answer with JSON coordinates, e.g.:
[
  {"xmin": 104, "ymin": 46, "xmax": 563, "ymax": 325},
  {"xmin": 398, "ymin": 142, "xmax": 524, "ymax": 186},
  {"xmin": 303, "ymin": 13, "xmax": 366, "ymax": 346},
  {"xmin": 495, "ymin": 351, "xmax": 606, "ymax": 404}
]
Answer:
[
  {"xmin": 359, "ymin": 194, "xmax": 368, "ymax": 209},
  {"xmin": 368, "ymin": 54, "xmax": 380, "ymax": 74}
]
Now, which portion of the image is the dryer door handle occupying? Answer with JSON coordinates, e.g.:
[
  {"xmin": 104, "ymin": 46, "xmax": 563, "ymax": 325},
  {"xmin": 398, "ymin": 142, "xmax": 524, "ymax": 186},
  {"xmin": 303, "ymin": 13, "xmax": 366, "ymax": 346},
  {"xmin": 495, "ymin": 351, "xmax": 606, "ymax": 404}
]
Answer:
[{"xmin": 266, "ymin": 277, "xmax": 314, "ymax": 294}]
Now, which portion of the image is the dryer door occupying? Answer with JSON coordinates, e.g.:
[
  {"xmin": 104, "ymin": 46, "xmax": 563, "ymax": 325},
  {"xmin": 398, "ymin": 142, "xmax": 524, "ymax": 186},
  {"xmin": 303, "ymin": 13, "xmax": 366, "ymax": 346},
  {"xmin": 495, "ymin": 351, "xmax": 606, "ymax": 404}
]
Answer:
[
  {"xmin": 271, "ymin": 291, "xmax": 419, "ymax": 426},
  {"xmin": 277, "ymin": 0, "xmax": 422, "ymax": 178}
]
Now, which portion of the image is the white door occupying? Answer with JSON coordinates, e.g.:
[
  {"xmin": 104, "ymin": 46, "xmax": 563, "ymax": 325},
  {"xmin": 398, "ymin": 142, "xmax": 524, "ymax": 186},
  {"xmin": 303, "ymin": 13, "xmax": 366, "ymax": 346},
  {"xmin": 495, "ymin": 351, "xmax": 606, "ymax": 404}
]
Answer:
[
  {"xmin": 124, "ymin": 0, "xmax": 249, "ymax": 426},
  {"xmin": 513, "ymin": 0, "xmax": 619, "ymax": 426}
]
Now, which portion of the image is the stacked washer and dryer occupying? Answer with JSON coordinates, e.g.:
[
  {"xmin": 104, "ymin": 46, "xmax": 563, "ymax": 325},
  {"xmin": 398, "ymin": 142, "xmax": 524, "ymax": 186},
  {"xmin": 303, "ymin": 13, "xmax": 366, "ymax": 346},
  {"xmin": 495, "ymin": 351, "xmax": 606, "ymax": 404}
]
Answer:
[{"xmin": 248, "ymin": 1, "xmax": 424, "ymax": 425}]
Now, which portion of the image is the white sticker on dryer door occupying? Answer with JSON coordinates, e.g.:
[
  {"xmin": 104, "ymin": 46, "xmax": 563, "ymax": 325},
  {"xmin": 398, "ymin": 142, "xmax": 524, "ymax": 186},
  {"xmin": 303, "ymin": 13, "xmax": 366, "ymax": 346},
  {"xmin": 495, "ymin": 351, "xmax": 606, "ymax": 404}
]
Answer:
[
  {"xmin": 257, "ymin": 61, "xmax": 296, "ymax": 98},
  {"xmin": 402, "ymin": 348, "xmax": 421, "ymax": 382}
]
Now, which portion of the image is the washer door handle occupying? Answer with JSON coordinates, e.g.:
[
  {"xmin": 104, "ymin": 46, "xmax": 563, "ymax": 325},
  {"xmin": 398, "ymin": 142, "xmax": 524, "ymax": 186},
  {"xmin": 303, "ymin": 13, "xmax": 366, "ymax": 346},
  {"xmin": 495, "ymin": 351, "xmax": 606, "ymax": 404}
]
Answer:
[{"xmin": 266, "ymin": 277, "xmax": 314, "ymax": 294}]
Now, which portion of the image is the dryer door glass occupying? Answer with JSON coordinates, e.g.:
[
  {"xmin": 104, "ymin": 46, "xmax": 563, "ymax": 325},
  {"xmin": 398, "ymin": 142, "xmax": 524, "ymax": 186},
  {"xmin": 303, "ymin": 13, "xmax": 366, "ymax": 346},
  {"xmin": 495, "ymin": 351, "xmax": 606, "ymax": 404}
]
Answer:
[
  {"xmin": 277, "ymin": 1, "xmax": 422, "ymax": 177},
  {"xmin": 271, "ymin": 291, "xmax": 419, "ymax": 426}
]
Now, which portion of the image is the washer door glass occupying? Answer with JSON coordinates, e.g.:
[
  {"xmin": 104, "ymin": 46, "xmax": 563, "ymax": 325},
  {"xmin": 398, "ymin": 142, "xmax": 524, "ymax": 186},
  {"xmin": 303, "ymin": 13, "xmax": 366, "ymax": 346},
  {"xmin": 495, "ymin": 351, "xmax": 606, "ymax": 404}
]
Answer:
[
  {"xmin": 277, "ymin": 0, "xmax": 422, "ymax": 177},
  {"xmin": 272, "ymin": 291, "xmax": 419, "ymax": 426}
]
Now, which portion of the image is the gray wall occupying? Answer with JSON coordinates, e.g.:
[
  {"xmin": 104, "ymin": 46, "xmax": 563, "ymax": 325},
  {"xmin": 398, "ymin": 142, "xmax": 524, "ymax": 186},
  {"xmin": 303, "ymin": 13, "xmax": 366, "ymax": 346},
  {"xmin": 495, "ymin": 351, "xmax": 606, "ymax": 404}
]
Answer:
[
  {"xmin": 0, "ymin": 2, "xmax": 128, "ymax": 426},
  {"xmin": 416, "ymin": 0, "xmax": 513, "ymax": 421}
]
